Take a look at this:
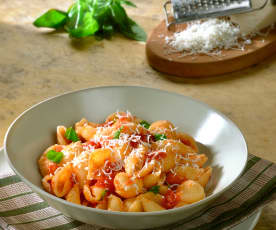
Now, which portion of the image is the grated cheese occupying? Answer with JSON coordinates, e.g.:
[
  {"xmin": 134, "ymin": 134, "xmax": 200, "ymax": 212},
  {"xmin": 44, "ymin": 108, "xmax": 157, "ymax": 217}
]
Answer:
[{"xmin": 166, "ymin": 18, "xmax": 251, "ymax": 55}]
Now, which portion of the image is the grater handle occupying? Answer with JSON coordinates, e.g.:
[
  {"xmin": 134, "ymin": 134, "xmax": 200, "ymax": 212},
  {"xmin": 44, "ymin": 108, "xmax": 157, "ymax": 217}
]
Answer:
[{"xmin": 163, "ymin": 1, "xmax": 176, "ymax": 29}]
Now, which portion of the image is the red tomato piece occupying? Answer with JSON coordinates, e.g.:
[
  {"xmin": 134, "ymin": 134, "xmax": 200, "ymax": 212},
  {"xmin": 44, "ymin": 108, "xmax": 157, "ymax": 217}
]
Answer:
[
  {"xmin": 140, "ymin": 134, "xmax": 154, "ymax": 143},
  {"xmin": 156, "ymin": 152, "xmax": 167, "ymax": 160},
  {"xmin": 85, "ymin": 141, "xmax": 102, "ymax": 149},
  {"xmin": 48, "ymin": 163, "xmax": 58, "ymax": 174},
  {"xmin": 119, "ymin": 117, "xmax": 130, "ymax": 123},
  {"xmin": 130, "ymin": 141, "xmax": 139, "ymax": 148},
  {"xmin": 166, "ymin": 172, "xmax": 186, "ymax": 185},
  {"xmin": 162, "ymin": 189, "xmax": 180, "ymax": 209},
  {"xmin": 94, "ymin": 162, "xmax": 119, "ymax": 193},
  {"xmin": 53, "ymin": 145, "xmax": 63, "ymax": 152},
  {"xmin": 95, "ymin": 173, "xmax": 116, "ymax": 193}
]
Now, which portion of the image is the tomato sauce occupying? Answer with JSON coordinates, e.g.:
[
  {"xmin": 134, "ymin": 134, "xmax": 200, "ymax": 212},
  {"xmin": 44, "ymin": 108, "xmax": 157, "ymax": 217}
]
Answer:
[
  {"xmin": 181, "ymin": 139, "xmax": 191, "ymax": 148},
  {"xmin": 94, "ymin": 162, "xmax": 119, "ymax": 193},
  {"xmin": 85, "ymin": 141, "xmax": 102, "ymax": 149},
  {"xmin": 48, "ymin": 163, "xmax": 58, "ymax": 174},
  {"xmin": 53, "ymin": 145, "xmax": 63, "ymax": 152},
  {"xmin": 166, "ymin": 172, "xmax": 186, "ymax": 185}
]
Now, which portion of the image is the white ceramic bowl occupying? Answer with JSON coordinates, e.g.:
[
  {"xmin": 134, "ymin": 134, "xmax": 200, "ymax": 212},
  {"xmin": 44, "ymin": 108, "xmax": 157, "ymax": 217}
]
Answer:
[{"xmin": 4, "ymin": 86, "xmax": 248, "ymax": 230}]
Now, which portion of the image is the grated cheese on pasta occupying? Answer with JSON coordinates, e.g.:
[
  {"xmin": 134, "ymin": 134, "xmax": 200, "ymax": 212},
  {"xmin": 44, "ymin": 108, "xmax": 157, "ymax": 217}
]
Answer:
[{"xmin": 39, "ymin": 110, "xmax": 213, "ymax": 212}]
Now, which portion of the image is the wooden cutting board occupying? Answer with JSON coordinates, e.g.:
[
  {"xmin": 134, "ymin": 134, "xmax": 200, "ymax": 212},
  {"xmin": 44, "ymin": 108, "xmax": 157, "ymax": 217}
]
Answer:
[
  {"xmin": 146, "ymin": 20, "xmax": 276, "ymax": 77},
  {"xmin": 146, "ymin": 1, "xmax": 276, "ymax": 78}
]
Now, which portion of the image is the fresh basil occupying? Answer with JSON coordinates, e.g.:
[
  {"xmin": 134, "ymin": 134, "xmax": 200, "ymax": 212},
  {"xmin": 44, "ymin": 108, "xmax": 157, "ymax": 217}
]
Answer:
[
  {"xmin": 149, "ymin": 185, "xmax": 160, "ymax": 194},
  {"xmin": 114, "ymin": 126, "xmax": 124, "ymax": 139},
  {"xmin": 65, "ymin": 1, "xmax": 99, "ymax": 38},
  {"xmin": 33, "ymin": 9, "xmax": 67, "ymax": 29},
  {"xmin": 120, "ymin": 0, "xmax": 137, "ymax": 7},
  {"xmin": 154, "ymin": 134, "xmax": 167, "ymax": 141},
  {"xmin": 46, "ymin": 150, "xmax": 64, "ymax": 163},
  {"xmin": 140, "ymin": 120, "xmax": 150, "ymax": 129},
  {"xmin": 65, "ymin": 127, "xmax": 80, "ymax": 142},
  {"xmin": 33, "ymin": 0, "xmax": 146, "ymax": 41},
  {"xmin": 119, "ymin": 17, "xmax": 147, "ymax": 41}
]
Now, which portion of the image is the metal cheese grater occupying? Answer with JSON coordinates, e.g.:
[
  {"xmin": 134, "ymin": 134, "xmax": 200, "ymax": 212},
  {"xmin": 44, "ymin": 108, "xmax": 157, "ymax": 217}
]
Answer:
[{"xmin": 164, "ymin": 0, "xmax": 269, "ymax": 28}]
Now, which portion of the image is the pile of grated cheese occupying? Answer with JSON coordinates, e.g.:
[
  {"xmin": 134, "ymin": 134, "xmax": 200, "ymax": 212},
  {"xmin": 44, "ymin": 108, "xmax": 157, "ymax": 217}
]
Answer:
[{"xmin": 165, "ymin": 18, "xmax": 251, "ymax": 55}]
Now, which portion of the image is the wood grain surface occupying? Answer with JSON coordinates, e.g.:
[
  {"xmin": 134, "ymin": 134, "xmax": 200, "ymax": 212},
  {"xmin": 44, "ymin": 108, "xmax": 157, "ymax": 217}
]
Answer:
[{"xmin": 0, "ymin": 0, "xmax": 275, "ymax": 229}]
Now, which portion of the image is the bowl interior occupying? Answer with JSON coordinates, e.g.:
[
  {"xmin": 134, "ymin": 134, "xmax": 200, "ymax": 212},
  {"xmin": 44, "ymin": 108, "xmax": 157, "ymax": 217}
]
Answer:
[{"xmin": 5, "ymin": 86, "xmax": 247, "ymax": 203}]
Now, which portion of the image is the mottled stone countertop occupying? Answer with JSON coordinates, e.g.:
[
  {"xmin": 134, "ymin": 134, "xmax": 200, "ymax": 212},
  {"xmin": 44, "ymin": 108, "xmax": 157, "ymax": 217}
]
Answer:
[{"xmin": 0, "ymin": 0, "xmax": 275, "ymax": 229}]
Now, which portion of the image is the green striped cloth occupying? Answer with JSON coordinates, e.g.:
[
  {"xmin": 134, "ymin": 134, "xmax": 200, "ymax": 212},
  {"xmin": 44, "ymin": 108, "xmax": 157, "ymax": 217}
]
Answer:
[{"xmin": 0, "ymin": 154, "xmax": 275, "ymax": 230}]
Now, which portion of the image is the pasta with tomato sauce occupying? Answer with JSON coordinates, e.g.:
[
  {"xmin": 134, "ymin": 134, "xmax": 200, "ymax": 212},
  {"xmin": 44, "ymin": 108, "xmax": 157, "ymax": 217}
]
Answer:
[{"xmin": 38, "ymin": 111, "xmax": 212, "ymax": 212}]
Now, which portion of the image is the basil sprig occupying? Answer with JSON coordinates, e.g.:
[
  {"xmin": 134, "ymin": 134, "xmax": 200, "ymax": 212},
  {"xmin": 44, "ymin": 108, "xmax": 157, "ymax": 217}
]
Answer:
[
  {"xmin": 154, "ymin": 134, "xmax": 167, "ymax": 141},
  {"xmin": 114, "ymin": 126, "xmax": 123, "ymax": 139},
  {"xmin": 65, "ymin": 127, "xmax": 80, "ymax": 142},
  {"xmin": 46, "ymin": 150, "xmax": 64, "ymax": 163},
  {"xmin": 140, "ymin": 120, "xmax": 150, "ymax": 129},
  {"xmin": 149, "ymin": 185, "xmax": 160, "ymax": 194},
  {"xmin": 33, "ymin": 0, "xmax": 146, "ymax": 41}
]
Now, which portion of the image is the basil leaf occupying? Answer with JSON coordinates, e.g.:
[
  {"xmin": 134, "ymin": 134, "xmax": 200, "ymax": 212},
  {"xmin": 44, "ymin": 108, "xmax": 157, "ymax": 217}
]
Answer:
[
  {"xmin": 119, "ymin": 0, "xmax": 137, "ymax": 8},
  {"xmin": 120, "ymin": 17, "xmax": 147, "ymax": 41},
  {"xmin": 66, "ymin": 1, "xmax": 99, "ymax": 38},
  {"xmin": 101, "ymin": 189, "xmax": 107, "ymax": 200},
  {"xmin": 101, "ymin": 24, "xmax": 114, "ymax": 38},
  {"xmin": 140, "ymin": 120, "xmax": 150, "ymax": 129},
  {"xmin": 33, "ymin": 9, "xmax": 67, "ymax": 29},
  {"xmin": 149, "ymin": 185, "xmax": 160, "ymax": 194},
  {"xmin": 110, "ymin": 1, "xmax": 129, "ymax": 31},
  {"xmin": 46, "ymin": 150, "xmax": 64, "ymax": 163},
  {"xmin": 114, "ymin": 126, "xmax": 123, "ymax": 139},
  {"xmin": 65, "ymin": 127, "xmax": 79, "ymax": 142},
  {"xmin": 154, "ymin": 134, "xmax": 167, "ymax": 141},
  {"xmin": 94, "ymin": 5, "xmax": 112, "ymax": 27}
]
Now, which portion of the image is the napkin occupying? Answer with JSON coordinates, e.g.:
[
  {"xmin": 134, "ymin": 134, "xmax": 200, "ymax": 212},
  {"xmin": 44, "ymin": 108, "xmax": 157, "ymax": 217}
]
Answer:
[{"xmin": 0, "ymin": 153, "xmax": 275, "ymax": 230}]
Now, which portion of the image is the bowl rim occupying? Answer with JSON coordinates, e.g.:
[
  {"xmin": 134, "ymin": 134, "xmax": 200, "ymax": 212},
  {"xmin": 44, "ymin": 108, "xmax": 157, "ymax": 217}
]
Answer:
[{"xmin": 4, "ymin": 85, "xmax": 248, "ymax": 216}]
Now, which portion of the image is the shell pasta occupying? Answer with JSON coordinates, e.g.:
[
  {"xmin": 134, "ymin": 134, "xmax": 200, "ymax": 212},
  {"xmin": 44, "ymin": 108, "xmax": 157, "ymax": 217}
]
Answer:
[{"xmin": 38, "ymin": 111, "xmax": 212, "ymax": 212}]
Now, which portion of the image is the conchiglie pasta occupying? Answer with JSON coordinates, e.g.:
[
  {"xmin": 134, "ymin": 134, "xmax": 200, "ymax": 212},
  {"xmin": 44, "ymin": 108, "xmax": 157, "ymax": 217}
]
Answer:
[
  {"xmin": 51, "ymin": 164, "xmax": 73, "ymax": 197},
  {"xmin": 75, "ymin": 118, "xmax": 97, "ymax": 141},
  {"xmin": 143, "ymin": 173, "xmax": 160, "ymax": 188},
  {"xmin": 125, "ymin": 150, "xmax": 146, "ymax": 176},
  {"xmin": 177, "ymin": 153, "xmax": 208, "ymax": 167},
  {"xmin": 39, "ymin": 111, "xmax": 212, "ymax": 212},
  {"xmin": 128, "ymin": 199, "xmax": 143, "ymax": 212},
  {"xmin": 65, "ymin": 183, "xmax": 81, "ymax": 204},
  {"xmin": 149, "ymin": 120, "xmax": 176, "ymax": 139},
  {"xmin": 113, "ymin": 142, "xmax": 133, "ymax": 160},
  {"xmin": 57, "ymin": 126, "xmax": 70, "ymax": 145},
  {"xmin": 83, "ymin": 184, "xmax": 96, "ymax": 203},
  {"xmin": 141, "ymin": 198, "xmax": 165, "ymax": 212},
  {"xmin": 42, "ymin": 175, "xmax": 52, "ymax": 193},
  {"xmin": 153, "ymin": 139, "xmax": 196, "ymax": 156},
  {"xmin": 176, "ymin": 132, "xmax": 198, "ymax": 152},
  {"xmin": 114, "ymin": 172, "xmax": 143, "ymax": 198},
  {"xmin": 88, "ymin": 148, "xmax": 113, "ymax": 179},
  {"xmin": 107, "ymin": 194, "xmax": 124, "ymax": 211},
  {"xmin": 176, "ymin": 180, "xmax": 205, "ymax": 204},
  {"xmin": 72, "ymin": 157, "xmax": 88, "ymax": 189}
]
